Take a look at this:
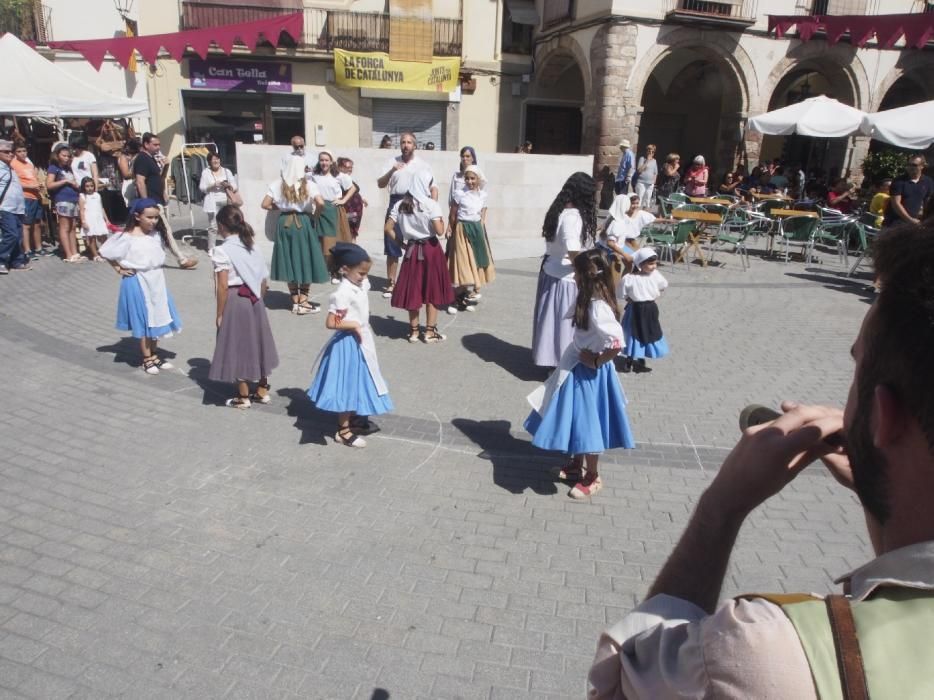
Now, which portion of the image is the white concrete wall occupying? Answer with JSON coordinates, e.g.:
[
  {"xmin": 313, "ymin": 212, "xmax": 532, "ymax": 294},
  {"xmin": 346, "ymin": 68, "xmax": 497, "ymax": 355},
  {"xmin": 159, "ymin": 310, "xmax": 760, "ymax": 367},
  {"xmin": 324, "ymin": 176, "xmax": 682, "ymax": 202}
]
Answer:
[{"xmin": 234, "ymin": 144, "xmax": 593, "ymax": 260}]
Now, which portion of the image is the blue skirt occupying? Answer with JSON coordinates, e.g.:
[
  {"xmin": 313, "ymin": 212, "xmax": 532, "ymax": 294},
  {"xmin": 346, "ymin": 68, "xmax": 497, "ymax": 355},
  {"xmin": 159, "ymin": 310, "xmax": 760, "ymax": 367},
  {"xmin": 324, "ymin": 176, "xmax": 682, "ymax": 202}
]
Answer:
[
  {"xmin": 115, "ymin": 274, "xmax": 182, "ymax": 339},
  {"xmin": 524, "ymin": 363, "xmax": 636, "ymax": 455},
  {"xmin": 623, "ymin": 304, "xmax": 669, "ymax": 359},
  {"xmin": 308, "ymin": 332, "xmax": 393, "ymax": 416}
]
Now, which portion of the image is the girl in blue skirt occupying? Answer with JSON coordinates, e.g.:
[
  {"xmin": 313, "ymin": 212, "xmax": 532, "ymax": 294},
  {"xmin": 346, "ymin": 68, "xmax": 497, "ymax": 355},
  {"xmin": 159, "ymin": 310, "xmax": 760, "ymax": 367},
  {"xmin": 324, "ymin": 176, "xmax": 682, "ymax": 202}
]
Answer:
[
  {"xmin": 620, "ymin": 247, "xmax": 669, "ymax": 373},
  {"xmin": 308, "ymin": 243, "xmax": 393, "ymax": 448},
  {"xmin": 99, "ymin": 198, "xmax": 182, "ymax": 375},
  {"xmin": 525, "ymin": 249, "xmax": 635, "ymax": 499}
]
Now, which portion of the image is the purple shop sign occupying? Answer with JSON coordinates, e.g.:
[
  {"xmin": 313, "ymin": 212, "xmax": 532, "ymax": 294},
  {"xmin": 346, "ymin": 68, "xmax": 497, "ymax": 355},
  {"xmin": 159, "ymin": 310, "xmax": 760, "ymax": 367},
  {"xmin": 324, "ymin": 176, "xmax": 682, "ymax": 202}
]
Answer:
[{"xmin": 189, "ymin": 59, "xmax": 292, "ymax": 93}]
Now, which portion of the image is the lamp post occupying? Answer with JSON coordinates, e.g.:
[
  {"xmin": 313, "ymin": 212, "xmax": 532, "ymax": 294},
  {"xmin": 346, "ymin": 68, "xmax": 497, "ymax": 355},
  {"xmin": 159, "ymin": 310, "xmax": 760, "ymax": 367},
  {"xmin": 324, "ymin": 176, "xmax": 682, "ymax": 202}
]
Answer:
[{"xmin": 113, "ymin": 0, "xmax": 134, "ymax": 21}]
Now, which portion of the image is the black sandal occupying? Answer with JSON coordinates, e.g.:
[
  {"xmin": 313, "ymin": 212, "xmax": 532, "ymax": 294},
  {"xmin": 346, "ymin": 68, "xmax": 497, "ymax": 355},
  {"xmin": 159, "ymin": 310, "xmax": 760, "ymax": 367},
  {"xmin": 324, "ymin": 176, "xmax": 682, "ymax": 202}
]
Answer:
[
  {"xmin": 251, "ymin": 382, "xmax": 271, "ymax": 405},
  {"xmin": 407, "ymin": 323, "xmax": 421, "ymax": 343},
  {"xmin": 423, "ymin": 325, "xmax": 446, "ymax": 344},
  {"xmin": 225, "ymin": 394, "xmax": 252, "ymax": 409},
  {"xmin": 335, "ymin": 427, "xmax": 366, "ymax": 448}
]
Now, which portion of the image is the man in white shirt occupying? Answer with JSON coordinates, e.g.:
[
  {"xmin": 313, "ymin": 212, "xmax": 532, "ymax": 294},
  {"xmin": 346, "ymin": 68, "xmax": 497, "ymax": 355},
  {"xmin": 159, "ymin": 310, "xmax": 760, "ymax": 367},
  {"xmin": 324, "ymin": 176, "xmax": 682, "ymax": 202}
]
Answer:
[
  {"xmin": 376, "ymin": 132, "xmax": 437, "ymax": 296},
  {"xmin": 279, "ymin": 135, "xmax": 317, "ymax": 173},
  {"xmin": 590, "ymin": 224, "xmax": 934, "ymax": 698}
]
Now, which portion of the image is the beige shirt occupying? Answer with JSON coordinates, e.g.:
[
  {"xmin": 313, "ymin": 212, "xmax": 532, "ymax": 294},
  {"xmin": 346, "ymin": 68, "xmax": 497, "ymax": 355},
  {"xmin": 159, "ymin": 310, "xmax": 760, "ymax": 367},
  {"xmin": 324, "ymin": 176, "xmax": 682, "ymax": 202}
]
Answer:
[{"xmin": 588, "ymin": 541, "xmax": 934, "ymax": 699}]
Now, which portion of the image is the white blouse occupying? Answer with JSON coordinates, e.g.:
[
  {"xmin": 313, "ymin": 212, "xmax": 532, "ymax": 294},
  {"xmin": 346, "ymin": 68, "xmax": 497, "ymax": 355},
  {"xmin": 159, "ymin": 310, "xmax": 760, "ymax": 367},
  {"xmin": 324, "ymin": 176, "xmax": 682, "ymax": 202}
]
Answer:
[
  {"xmin": 388, "ymin": 198, "xmax": 444, "ymax": 241},
  {"xmin": 265, "ymin": 179, "xmax": 322, "ymax": 213},
  {"xmin": 100, "ymin": 231, "xmax": 165, "ymax": 270},
  {"xmin": 543, "ymin": 208, "xmax": 585, "ymax": 280},
  {"xmin": 310, "ymin": 172, "xmax": 353, "ymax": 201},
  {"xmin": 383, "ymin": 155, "xmax": 434, "ymax": 198},
  {"xmin": 199, "ymin": 167, "xmax": 237, "ymax": 215},
  {"xmin": 209, "ymin": 245, "xmax": 243, "ymax": 287},
  {"xmin": 452, "ymin": 188, "xmax": 487, "ymax": 222},
  {"xmin": 622, "ymin": 269, "xmax": 669, "ymax": 302},
  {"xmin": 329, "ymin": 276, "xmax": 371, "ymax": 326},
  {"xmin": 574, "ymin": 300, "xmax": 624, "ymax": 353}
]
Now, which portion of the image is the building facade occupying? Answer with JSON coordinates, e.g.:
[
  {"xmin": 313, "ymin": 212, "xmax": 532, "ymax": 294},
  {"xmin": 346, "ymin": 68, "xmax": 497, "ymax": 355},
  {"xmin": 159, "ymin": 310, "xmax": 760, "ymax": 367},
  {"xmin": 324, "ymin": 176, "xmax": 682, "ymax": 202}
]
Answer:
[
  {"xmin": 526, "ymin": 0, "xmax": 934, "ymax": 190},
  {"xmin": 136, "ymin": 0, "xmax": 538, "ymax": 166}
]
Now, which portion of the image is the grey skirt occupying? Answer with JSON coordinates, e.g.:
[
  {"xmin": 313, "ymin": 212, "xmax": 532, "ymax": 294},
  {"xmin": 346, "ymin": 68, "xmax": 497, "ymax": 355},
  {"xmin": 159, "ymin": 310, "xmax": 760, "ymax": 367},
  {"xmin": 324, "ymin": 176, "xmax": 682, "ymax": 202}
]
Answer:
[
  {"xmin": 209, "ymin": 287, "xmax": 280, "ymax": 383},
  {"xmin": 531, "ymin": 267, "xmax": 578, "ymax": 368}
]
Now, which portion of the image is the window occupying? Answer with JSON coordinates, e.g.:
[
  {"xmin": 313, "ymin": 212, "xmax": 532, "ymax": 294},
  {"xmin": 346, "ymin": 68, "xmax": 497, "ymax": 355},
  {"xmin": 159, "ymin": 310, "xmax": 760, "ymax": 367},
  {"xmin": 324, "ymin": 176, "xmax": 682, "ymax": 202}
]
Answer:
[
  {"xmin": 811, "ymin": 0, "xmax": 829, "ymax": 13},
  {"xmin": 543, "ymin": 0, "xmax": 573, "ymax": 27},
  {"xmin": 502, "ymin": 0, "xmax": 535, "ymax": 54}
]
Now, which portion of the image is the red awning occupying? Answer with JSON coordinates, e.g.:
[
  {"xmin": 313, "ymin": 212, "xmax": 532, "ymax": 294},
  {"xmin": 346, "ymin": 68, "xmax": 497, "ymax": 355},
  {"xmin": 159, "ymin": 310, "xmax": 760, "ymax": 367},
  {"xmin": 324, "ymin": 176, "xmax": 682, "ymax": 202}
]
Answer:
[
  {"xmin": 42, "ymin": 12, "xmax": 303, "ymax": 71},
  {"xmin": 769, "ymin": 13, "xmax": 934, "ymax": 49}
]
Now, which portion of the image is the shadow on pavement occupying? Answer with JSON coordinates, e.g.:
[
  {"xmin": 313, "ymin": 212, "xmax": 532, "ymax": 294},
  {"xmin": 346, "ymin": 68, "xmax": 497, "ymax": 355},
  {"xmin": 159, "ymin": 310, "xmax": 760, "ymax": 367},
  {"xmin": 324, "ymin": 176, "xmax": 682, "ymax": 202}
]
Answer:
[
  {"xmin": 277, "ymin": 386, "xmax": 330, "ymax": 446},
  {"xmin": 369, "ymin": 313, "xmax": 412, "ymax": 341},
  {"xmin": 785, "ymin": 270, "xmax": 876, "ymax": 303},
  {"xmin": 96, "ymin": 337, "xmax": 177, "ymax": 369},
  {"xmin": 186, "ymin": 357, "xmax": 235, "ymax": 407},
  {"xmin": 264, "ymin": 289, "xmax": 295, "ymax": 312},
  {"xmin": 460, "ymin": 332, "xmax": 550, "ymax": 382},
  {"xmin": 451, "ymin": 418, "xmax": 559, "ymax": 495}
]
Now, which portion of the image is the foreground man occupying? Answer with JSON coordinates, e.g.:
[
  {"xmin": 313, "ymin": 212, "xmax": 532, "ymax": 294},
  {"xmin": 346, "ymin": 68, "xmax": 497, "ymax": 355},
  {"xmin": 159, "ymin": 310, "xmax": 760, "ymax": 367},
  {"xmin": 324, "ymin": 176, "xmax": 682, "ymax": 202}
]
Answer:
[{"xmin": 590, "ymin": 224, "xmax": 934, "ymax": 698}]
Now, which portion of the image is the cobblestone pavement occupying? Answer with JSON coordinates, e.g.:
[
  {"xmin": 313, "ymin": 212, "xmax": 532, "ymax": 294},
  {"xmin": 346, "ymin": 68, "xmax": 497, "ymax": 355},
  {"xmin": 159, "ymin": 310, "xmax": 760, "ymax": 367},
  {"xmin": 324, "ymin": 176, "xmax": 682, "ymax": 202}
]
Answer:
[{"xmin": 0, "ymin": 225, "xmax": 874, "ymax": 699}]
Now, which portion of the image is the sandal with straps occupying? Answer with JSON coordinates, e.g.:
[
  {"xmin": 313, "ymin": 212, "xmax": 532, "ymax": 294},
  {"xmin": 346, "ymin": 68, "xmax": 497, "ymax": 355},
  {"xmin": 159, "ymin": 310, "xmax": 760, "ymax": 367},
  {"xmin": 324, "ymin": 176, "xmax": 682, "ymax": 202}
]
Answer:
[
  {"xmin": 423, "ymin": 325, "xmax": 446, "ymax": 344},
  {"xmin": 298, "ymin": 295, "xmax": 321, "ymax": 312},
  {"xmin": 550, "ymin": 462, "xmax": 584, "ymax": 482},
  {"xmin": 142, "ymin": 356, "xmax": 160, "ymax": 375},
  {"xmin": 251, "ymin": 382, "xmax": 271, "ymax": 405},
  {"xmin": 335, "ymin": 427, "xmax": 366, "ymax": 448},
  {"xmin": 225, "ymin": 394, "xmax": 252, "ymax": 409},
  {"xmin": 407, "ymin": 324, "xmax": 421, "ymax": 344}
]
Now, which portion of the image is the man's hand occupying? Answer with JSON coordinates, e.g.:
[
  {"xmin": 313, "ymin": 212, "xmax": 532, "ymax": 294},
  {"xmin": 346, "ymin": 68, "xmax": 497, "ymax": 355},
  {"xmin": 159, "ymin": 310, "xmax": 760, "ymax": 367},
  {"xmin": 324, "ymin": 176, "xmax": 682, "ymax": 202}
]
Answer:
[{"xmin": 706, "ymin": 401, "xmax": 846, "ymax": 519}]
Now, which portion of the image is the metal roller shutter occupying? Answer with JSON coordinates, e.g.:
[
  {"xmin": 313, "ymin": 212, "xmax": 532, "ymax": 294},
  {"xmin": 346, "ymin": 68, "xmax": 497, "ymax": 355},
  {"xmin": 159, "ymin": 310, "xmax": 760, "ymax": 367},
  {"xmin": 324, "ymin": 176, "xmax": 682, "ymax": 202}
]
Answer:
[{"xmin": 372, "ymin": 99, "xmax": 446, "ymax": 149}]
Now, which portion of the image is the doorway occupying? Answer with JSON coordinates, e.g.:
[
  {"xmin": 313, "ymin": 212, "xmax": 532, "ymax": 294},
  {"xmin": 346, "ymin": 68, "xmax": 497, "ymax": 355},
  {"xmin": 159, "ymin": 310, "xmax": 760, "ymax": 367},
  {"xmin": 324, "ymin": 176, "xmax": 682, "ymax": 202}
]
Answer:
[{"xmin": 525, "ymin": 105, "xmax": 582, "ymax": 155}]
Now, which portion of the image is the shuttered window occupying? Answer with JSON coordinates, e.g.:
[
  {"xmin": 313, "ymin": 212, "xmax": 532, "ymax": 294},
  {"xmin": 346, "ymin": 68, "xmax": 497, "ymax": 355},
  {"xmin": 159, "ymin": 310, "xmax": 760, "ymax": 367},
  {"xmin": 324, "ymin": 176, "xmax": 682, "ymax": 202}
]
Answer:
[{"xmin": 372, "ymin": 99, "xmax": 446, "ymax": 150}]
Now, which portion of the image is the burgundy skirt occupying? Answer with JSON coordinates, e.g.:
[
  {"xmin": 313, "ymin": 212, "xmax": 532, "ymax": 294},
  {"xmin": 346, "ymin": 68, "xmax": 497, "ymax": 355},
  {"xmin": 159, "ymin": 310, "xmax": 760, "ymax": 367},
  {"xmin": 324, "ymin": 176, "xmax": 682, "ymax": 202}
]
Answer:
[{"xmin": 391, "ymin": 237, "xmax": 455, "ymax": 310}]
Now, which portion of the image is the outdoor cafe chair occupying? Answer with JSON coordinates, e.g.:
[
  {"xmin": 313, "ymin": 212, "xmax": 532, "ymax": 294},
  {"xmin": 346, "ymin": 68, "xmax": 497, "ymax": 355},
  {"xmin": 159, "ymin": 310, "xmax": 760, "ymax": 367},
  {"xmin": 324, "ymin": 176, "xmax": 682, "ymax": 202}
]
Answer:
[
  {"xmin": 847, "ymin": 220, "xmax": 878, "ymax": 278},
  {"xmin": 812, "ymin": 214, "xmax": 855, "ymax": 267},
  {"xmin": 708, "ymin": 211, "xmax": 756, "ymax": 271},
  {"xmin": 644, "ymin": 218, "xmax": 696, "ymax": 270},
  {"xmin": 668, "ymin": 192, "xmax": 690, "ymax": 205},
  {"xmin": 778, "ymin": 215, "xmax": 820, "ymax": 263}
]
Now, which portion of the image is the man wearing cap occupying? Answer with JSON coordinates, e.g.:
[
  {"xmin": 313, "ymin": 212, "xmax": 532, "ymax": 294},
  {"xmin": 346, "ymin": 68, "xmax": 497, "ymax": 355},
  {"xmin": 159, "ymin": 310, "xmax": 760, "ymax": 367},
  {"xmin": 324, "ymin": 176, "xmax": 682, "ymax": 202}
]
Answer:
[
  {"xmin": 376, "ymin": 131, "xmax": 437, "ymax": 297},
  {"xmin": 0, "ymin": 139, "xmax": 31, "ymax": 274},
  {"xmin": 615, "ymin": 139, "xmax": 635, "ymax": 195}
]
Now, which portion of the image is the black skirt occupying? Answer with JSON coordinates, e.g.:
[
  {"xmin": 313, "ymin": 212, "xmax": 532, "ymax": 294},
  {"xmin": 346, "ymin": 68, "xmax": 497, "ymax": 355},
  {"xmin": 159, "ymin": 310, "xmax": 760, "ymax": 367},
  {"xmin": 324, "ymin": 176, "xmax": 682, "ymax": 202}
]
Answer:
[{"xmin": 628, "ymin": 300, "xmax": 662, "ymax": 344}]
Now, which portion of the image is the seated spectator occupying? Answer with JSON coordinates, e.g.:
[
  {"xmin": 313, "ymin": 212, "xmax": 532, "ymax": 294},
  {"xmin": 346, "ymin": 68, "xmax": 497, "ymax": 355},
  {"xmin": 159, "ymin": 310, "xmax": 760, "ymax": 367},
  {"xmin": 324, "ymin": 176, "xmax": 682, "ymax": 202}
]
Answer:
[
  {"xmin": 827, "ymin": 178, "xmax": 858, "ymax": 215},
  {"xmin": 869, "ymin": 178, "xmax": 892, "ymax": 228},
  {"xmin": 718, "ymin": 172, "xmax": 741, "ymax": 196},
  {"xmin": 769, "ymin": 166, "xmax": 790, "ymax": 192}
]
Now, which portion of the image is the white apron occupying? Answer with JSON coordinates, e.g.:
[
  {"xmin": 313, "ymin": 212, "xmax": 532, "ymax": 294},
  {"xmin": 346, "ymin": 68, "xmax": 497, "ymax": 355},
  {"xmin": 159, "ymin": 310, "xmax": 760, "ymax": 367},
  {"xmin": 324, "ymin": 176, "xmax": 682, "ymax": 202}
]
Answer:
[{"xmin": 100, "ymin": 232, "xmax": 173, "ymax": 329}]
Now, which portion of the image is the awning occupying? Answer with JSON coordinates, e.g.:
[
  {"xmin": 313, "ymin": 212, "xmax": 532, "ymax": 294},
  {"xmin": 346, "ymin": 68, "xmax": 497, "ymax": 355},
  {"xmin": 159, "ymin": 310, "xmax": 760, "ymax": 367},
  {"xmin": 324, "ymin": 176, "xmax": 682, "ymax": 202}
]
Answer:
[
  {"xmin": 861, "ymin": 100, "xmax": 934, "ymax": 150},
  {"xmin": 506, "ymin": 0, "xmax": 539, "ymax": 26},
  {"xmin": 41, "ymin": 12, "xmax": 303, "ymax": 71},
  {"xmin": 748, "ymin": 95, "xmax": 866, "ymax": 138},
  {"xmin": 769, "ymin": 13, "xmax": 934, "ymax": 49}
]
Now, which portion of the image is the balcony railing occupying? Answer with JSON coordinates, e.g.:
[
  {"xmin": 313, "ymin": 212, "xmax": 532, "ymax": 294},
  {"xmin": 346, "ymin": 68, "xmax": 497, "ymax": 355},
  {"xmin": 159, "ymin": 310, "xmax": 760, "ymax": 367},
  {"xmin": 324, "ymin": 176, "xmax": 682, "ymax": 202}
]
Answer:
[
  {"xmin": 181, "ymin": 4, "xmax": 461, "ymax": 57},
  {"xmin": 665, "ymin": 0, "xmax": 757, "ymax": 26}
]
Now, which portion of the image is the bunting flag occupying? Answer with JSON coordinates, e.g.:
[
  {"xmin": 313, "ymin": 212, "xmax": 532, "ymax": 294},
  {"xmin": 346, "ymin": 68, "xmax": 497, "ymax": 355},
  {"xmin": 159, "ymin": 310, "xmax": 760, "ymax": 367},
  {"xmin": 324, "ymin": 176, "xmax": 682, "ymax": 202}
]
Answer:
[
  {"xmin": 768, "ymin": 13, "xmax": 934, "ymax": 49},
  {"xmin": 42, "ymin": 12, "xmax": 303, "ymax": 71}
]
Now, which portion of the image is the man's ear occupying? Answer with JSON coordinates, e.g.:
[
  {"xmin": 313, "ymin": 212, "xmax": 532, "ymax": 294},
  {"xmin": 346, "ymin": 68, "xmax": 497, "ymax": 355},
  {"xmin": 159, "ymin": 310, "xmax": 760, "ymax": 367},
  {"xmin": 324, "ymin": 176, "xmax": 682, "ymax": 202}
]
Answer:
[{"xmin": 873, "ymin": 384, "xmax": 906, "ymax": 448}]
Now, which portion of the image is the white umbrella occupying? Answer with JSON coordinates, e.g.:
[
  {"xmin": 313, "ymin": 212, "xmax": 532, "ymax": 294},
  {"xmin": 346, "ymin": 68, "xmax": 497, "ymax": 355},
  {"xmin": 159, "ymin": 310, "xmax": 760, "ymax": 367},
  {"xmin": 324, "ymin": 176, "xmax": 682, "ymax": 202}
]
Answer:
[
  {"xmin": 860, "ymin": 101, "xmax": 934, "ymax": 150},
  {"xmin": 747, "ymin": 95, "xmax": 866, "ymax": 138}
]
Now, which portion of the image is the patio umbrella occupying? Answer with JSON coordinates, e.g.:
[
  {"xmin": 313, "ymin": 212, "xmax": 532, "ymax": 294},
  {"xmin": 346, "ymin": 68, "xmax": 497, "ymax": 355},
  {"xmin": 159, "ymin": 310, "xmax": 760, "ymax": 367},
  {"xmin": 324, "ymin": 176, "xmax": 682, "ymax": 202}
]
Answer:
[
  {"xmin": 860, "ymin": 100, "xmax": 934, "ymax": 150},
  {"xmin": 747, "ymin": 95, "xmax": 866, "ymax": 138}
]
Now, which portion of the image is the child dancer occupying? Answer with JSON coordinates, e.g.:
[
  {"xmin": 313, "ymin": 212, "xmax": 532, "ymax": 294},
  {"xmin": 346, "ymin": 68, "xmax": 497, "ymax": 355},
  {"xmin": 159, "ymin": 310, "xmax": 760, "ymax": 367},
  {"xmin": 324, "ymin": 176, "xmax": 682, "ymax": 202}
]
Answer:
[
  {"xmin": 308, "ymin": 243, "xmax": 393, "ymax": 448},
  {"xmin": 99, "ymin": 198, "xmax": 182, "ymax": 375},
  {"xmin": 78, "ymin": 177, "xmax": 111, "ymax": 261},
  {"xmin": 337, "ymin": 157, "xmax": 365, "ymax": 240},
  {"xmin": 262, "ymin": 155, "xmax": 328, "ymax": 315},
  {"xmin": 208, "ymin": 205, "xmax": 280, "ymax": 409},
  {"xmin": 619, "ymin": 247, "xmax": 669, "ymax": 374},
  {"xmin": 309, "ymin": 150, "xmax": 357, "ymax": 282},
  {"xmin": 387, "ymin": 192, "xmax": 455, "ymax": 343},
  {"xmin": 447, "ymin": 164, "xmax": 495, "ymax": 314},
  {"xmin": 525, "ymin": 249, "xmax": 635, "ymax": 499}
]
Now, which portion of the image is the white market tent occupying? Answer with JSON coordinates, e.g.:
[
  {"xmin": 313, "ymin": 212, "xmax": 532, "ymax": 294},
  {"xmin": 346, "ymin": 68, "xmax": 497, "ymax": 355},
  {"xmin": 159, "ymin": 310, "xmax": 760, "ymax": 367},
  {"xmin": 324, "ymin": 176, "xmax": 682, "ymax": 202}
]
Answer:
[
  {"xmin": 0, "ymin": 33, "xmax": 148, "ymax": 118},
  {"xmin": 747, "ymin": 95, "xmax": 865, "ymax": 138},
  {"xmin": 860, "ymin": 100, "xmax": 934, "ymax": 150}
]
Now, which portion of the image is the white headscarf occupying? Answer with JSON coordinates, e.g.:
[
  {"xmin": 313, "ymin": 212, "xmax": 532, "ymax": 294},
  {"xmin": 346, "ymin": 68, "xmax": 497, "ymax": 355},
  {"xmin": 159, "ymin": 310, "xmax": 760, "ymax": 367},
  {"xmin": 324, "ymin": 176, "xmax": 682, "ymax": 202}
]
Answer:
[
  {"xmin": 633, "ymin": 247, "xmax": 657, "ymax": 271},
  {"xmin": 608, "ymin": 193, "xmax": 633, "ymax": 222},
  {"xmin": 464, "ymin": 164, "xmax": 486, "ymax": 185},
  {"xmin": 281, "ymin": 155, "xmax": 307, "ymax": 198}
]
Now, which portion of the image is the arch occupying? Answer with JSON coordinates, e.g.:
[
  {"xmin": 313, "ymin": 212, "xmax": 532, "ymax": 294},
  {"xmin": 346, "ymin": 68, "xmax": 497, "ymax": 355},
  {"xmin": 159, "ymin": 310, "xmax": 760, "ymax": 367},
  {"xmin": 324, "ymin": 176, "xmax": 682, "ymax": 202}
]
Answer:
[
  {"xmin": 533, "ymin": 33, "xmax": 592, "ymax": 100},
  {"xmin": 761, "ymin": 43, "xmax": 870, "ymax": 113},
  {"xmin": 526, "ymin": 41, "xmax": 588, "ymax": 155},
  {"xmin": 627, "ymin": 27, "xmax": 756, "ymax": 116},
  {"xmin": 872, "ymin": 53, "xmax": 934, "ymax": 112}
]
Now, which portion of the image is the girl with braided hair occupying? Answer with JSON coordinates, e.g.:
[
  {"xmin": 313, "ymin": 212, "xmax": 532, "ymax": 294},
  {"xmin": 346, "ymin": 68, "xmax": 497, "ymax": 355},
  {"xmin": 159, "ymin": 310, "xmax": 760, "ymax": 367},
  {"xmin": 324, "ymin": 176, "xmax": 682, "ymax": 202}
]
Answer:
[{"xmin": 531, "ymin": 172, "xmax": 598, "ymax": 367}]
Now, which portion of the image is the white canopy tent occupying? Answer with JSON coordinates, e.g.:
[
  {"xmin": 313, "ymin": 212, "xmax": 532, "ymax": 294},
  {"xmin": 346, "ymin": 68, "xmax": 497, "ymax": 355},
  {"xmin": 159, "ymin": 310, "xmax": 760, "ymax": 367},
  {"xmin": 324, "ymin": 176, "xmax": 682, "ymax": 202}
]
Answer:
[
  {"xmin": 860, "ymin": 101, "xmax": 934, "ymax": 150},
  {"xmin": 0, "ymin": 34, "xmax": 148, "ymax": 118},
  {"xmin": 747, "ymin": 95, "xmax": 866, "ymax": 138}
]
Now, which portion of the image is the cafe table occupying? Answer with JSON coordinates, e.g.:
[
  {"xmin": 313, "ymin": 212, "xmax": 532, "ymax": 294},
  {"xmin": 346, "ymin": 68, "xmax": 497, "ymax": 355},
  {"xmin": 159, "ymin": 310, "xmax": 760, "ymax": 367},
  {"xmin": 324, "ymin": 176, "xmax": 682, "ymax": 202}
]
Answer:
[{"xmin": 670, "ymin": 209, "xmax": 725, "ymax": 266}]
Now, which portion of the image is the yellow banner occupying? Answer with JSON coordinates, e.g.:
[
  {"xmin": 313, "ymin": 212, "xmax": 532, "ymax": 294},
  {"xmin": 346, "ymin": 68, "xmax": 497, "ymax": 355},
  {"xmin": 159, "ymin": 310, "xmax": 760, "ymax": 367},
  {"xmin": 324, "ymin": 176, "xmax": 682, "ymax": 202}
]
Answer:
[{"xmin": 334, "ymin": 49, "xmax": 460, "ymax": 93}]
